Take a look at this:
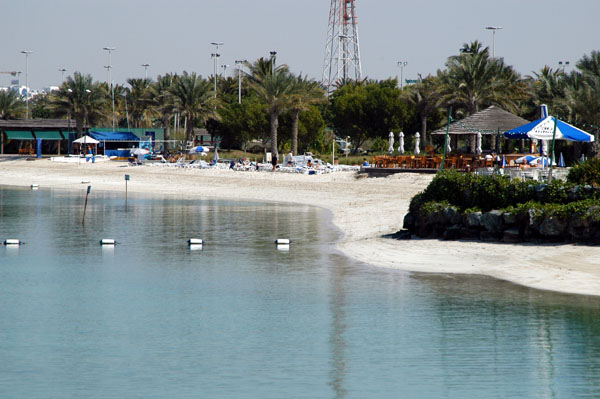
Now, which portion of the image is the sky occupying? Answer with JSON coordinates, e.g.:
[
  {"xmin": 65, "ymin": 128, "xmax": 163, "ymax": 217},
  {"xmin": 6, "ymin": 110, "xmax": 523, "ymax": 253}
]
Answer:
[{"xmin": 2, "ymin": 0, "xmax": 600, "ymax": 90}]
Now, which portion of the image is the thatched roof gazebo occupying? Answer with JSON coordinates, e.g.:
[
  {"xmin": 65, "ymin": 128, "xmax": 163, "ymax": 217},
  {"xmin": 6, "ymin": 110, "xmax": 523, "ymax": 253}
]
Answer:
[{"xmin": 430, "ymin": 105, "xmax": 530, "ymax": 153}]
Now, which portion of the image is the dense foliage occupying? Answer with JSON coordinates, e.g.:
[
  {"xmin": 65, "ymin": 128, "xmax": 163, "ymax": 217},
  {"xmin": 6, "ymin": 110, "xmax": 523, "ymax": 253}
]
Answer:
[
  {"xmin": 567, "ymin": 158, "xmax": 600, "ymax": 187},
  {"xmin": 409, "ymin": 170, "xmax": 600, "ymax": 214},
  {"xmin": 5, "ymin": 44, "xmax": 600, "ymax": 157}
]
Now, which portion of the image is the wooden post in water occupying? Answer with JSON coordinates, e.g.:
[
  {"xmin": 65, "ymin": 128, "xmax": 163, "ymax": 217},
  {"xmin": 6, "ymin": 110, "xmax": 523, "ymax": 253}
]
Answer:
[{"xmin": 82, "ymin": 185, "xmax": 91, "ymax": 225}]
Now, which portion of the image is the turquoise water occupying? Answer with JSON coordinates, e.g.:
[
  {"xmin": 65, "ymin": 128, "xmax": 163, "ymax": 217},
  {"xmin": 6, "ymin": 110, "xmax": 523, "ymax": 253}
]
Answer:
[{"xmin": 1, "ymin": 186, "xmax": 600, "ymax": 398}]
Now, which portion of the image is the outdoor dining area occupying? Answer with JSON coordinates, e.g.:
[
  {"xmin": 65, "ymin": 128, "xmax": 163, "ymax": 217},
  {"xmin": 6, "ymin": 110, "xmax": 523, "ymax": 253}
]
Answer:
[{"xmin": 367, "ymin": 105, "xmax": 595, "ymax": 181}]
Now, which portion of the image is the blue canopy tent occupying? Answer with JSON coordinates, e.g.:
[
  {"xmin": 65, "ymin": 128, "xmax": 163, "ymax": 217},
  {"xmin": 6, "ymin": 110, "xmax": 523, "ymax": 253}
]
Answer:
[
  {"xmin": 504, "ymin": 104, "xmax": 595, "ymax": 143},
  {"xmin": 89, "ymin": 131, "xmax": 140, "ymax": 157},
  {"xmin": 504, "ymin": 105, "xmax": 595, "ymax": 180}
]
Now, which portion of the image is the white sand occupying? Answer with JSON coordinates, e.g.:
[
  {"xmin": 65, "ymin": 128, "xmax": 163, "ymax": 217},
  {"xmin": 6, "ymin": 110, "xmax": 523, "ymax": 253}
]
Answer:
[{"xmin": 2, "ymin": 158, "xmax": 599, "ymax": 297}]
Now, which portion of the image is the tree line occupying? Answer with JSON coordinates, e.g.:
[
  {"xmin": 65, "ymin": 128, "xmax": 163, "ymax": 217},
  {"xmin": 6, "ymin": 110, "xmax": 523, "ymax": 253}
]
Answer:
[{"xmin": 1, "ymin": 41, "xmax": 600, "ymax": 157}]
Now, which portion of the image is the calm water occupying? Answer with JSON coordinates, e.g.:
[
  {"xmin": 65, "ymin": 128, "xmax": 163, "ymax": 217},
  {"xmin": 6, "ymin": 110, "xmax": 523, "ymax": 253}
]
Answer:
[{"xmin": 1, "ymin": 186, "xmax": 600, "ymax": 399}]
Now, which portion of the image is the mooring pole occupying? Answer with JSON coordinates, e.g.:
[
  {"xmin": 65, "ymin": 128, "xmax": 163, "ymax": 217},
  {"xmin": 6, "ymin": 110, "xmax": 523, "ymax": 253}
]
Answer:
[
  {"xmin": 441, "ymin": 107, "xmax": 452, "ymax": 171},
  {"xmin": 125, "ymin": 174, "xmax": 130, "ymax": 204},
  {"xmin": 82, "ymin": 185, "xmax": 91, "ymax": 225}
]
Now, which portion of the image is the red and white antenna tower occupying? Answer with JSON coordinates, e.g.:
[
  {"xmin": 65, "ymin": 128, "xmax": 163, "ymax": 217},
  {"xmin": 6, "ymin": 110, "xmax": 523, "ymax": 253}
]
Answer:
[{"xmin": 322, "ymin": 0, "xmax": 363, "ymax": 94}]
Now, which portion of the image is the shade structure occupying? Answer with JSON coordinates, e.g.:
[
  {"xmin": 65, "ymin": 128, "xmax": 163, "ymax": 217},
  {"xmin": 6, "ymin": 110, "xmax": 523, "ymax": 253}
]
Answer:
[
  {"xmin": 558, "ymin": 152, "xmax": 565, "ymax": 167},
  {"xmin": 397, "ymin": 132, "xmax": 404, "ymax": 154},
  {"xmin": 476, "ymin": 132, "xmax": 482, "ymax": 154},
  {"xmin": 504, "ymin": 116, "xmax": 595, "ymax": 142},
  {"xmin": 73, "ymin": 135, "xmax": 100, "ymax": 144},
  {"xmin": 189, "ymin": 146, "xmax": 209, "ymax": 154},
  {"xmin": 132, "ymin": 148, "xmax": 149, "ymax": 156},
  {"xmin": 514, "ymin": 155, "xmax": 538, "ymax": 164},
  {"xmin": 388, "ymin": 132, "xmax": 395, "ymax": 154},
  {"xmin": 414, "ymin": 132, "xmax": 420, "ymax": 155}
]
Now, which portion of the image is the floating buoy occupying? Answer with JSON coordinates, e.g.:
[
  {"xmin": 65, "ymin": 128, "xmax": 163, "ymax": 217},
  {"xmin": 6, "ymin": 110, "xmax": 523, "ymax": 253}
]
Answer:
[
  {"xmin": 30, "ymin": 184, "xmax": 39, "ymax": 189},
  {"xmin": 99, "ymin": 239, "xmax": 116, "ymax": 246},
  {"xmin": 189, "ymin": 244, "xmax": 203, "ymax": 251},
  {"xmin": 188, "ymin": 238, "xmax": 204, "ymax": 245},
  {"xmin": 276, "ymin": 244, "xmax": 290, "ymax": 252},
  {"xmin": 3, "ymin": 239, "xmax": 22, "ymax": 246},
  {"xmin": 274, "ymin": 238, "xmax": 290, "ymax": 245}
]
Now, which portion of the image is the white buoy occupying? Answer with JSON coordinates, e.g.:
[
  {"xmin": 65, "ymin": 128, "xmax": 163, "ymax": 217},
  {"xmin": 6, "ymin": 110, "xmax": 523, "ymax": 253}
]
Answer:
[
  {"xmin": 274, "ymin": 238, "xmax": 290, "ymax": 245},
  {"xmin": 30, "ymin": 184, "xmax": 39, "ymax": 189},
  {"xmin": 3, "ymin": 239, "xmax": 22, "ymax": 246},
  {"xmin": 99, "ymin": 239, "xmax": 116, "ymax": 246},
  {"xmin": 189, "ymin": 244, "xmax": 203, "ymax": 251},
  {"xmin": 276, "ymin": 244, "xmax": 290, "ymax": 252},
  {"xmin": 188, "ymin": 238, "xmax": 204, "ymax": 245}
]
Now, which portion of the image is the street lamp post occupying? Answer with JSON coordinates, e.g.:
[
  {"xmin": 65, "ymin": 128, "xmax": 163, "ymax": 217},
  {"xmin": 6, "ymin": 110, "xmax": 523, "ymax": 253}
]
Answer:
[
  {"xmin": 558, "ymin": 61, "xmax": 570, "ymax": 71},
  {"xmin": 21, "ymin": 50, "xmax": 33, "ymax": 119},
  {"xmin": 211, "ymin": 42, "xmax": 224, "ymax": 99},
  {"xmin": 59, "ymin": 68, "xmax": 67, "ymax": 80},
  {"xmin": 103, "ymin": 47, "xmax": 116, "ymax": 131},
  {"xmin": 235, "ymin": 60, "xmax": 245, "ymax": 104},
  {"xmin": 485, "ymin": 26, "xmax": 503, "ymax": 58},
  {"xmin": 269, "ymin": 51, "xmax": 277, "ymax": 74},
  {"xmin": 397, "ymin": 61, "xmax": 408, "ymax": 89},
  {"xmin": 141, "ymin": 63, "xmax": 150, "ymax": 79},
  {"xmin": 221, "ymin": 64, "xmax": 229, "ymax": 77}
]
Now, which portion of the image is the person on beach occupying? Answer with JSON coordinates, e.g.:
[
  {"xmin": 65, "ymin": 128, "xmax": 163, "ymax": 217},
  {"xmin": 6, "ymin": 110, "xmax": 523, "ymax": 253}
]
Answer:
[{"xmin": 271, "ymin": 154, "xmax": 278, "ymax": 171}]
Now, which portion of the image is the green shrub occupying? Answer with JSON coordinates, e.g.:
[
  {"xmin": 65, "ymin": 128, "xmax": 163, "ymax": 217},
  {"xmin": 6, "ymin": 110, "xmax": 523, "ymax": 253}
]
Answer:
[{"xmin": 568, "ymin": 158, "xmax": 600, "ymax": 187}]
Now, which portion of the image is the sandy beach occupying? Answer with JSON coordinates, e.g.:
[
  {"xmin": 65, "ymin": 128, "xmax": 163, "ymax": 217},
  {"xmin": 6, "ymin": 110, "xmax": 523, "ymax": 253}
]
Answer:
[{"xmin": 1, "ymin": 158, "xmax": 599, "ymax": 297}]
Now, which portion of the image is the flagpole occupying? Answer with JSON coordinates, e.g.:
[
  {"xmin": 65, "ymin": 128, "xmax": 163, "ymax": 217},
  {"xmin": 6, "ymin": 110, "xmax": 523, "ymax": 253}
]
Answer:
[
  {"xmin": 441, "ymin": 107, "xmax": 452, "ymax": 171},
  {"xmin": 548, "ymin": 115, "xmax": 558, "ymax": 183}
]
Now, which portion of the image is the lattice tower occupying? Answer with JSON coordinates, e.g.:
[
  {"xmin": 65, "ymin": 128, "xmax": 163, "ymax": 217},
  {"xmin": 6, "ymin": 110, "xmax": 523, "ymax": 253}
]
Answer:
[{"xmin": 322, "ymin": 0, "xmax": 363, "ymax": 94}]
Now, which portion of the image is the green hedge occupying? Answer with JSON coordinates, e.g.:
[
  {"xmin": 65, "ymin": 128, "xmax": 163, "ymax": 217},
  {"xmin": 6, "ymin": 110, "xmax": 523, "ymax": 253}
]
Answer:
[
  {"xmin": 567, "ymin": 158, "xmax": 600, "ymax": 187},
  {"xmin": 409, "ymin": 169, "xmax": 599, "ymax": 214}
]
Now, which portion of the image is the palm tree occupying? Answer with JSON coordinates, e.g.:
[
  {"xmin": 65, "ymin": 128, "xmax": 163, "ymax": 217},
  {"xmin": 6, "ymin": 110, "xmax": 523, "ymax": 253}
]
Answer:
[
  {"xmin": 0, "ymin": 90, "xmax": 25, "ymax": 119},
  {"xmin": 169, "ymin": 72, "xmax": 216, "ymax": 143},
  {"xmin": 151, "ymin": 73, "xmax": 176, "ymax": 147},
  {"xmin": 49, "ymin": 72, "xmax": 108, "ymax": 138},
  {"xmin": 403, "ymin": 75, "xmax": 443, "ymax": 147},
  {"xmin": 441, "ymin": 41, "xmax": 528, "ymax": 115},
  {"xmin": 288, "ymin": 75, "xmax": 326, "ymax": 155},
  {"xmin": 126, "ymin": 78, "xmax": 154, "ymax": 128},
  {"xmin": 525, "ymin": 66, "xmax": 568, "ymax": 119},
  {"xmin": 245, "ymin": 58, "xmax": 295, "ymax": 158}
]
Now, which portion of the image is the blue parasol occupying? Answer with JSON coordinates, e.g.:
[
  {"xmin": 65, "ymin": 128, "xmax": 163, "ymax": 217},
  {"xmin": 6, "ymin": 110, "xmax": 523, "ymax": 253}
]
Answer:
[{"xmin": 558, "ymin": 152, "xmax": 565, "ymax": 167}]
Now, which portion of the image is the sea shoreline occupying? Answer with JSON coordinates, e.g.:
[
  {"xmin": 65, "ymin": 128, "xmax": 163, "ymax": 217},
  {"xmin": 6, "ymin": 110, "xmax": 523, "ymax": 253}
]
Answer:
[{"xmin": 1, "ymin": 158, "xmax": 600, "ymax": 297}]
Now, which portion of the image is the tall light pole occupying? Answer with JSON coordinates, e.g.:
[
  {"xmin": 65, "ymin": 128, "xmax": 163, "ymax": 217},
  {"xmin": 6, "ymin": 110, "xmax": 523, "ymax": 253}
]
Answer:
[
  {"xmin": 103, "ymin": 47, "xmax": 116, "ymax": 131},
  {"xmin": 21, "ymin": 50, "xmax": 32, "ymax": 119},
  {"xmin": 269, "ymin": 51, "xmax": 277, "ymax": 74},
  {"xmin": 235, "ymin": 60, "xmax": 245, "ymax": 104},
  {"xmin": 558, "ymin": 61, "xmax": 570, "ymax": 71},
  {"xmin": 59, "ymin": 68, "xmax": 67, "ymax": 80},
  {"xmin": 211, "ymin": 42, "xmax": 224, "ymax": 99},
  {"xmin": 221, "ymin": 64, "xmax": 229, "ymax": 76},
  {"xmin": 141, "ymin": 63, "xmax": 150, "ymax": 79},
  {"xmin": 397, "ymin": 61, "xmax": 408, "ymax": 89},
  {"xmin": 485, "ymin": 26, "xmax": 502, "ymax": 58}
]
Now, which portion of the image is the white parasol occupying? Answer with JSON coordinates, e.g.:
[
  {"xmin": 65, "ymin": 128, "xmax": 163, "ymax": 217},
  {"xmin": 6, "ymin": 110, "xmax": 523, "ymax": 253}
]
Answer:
[
  {"xmin": 397, "ymin": 131, "xmax": 405, "ymax": 154},
  {"xmin": 414, "ymin": 132, "xmax": 420, "ymax": 155}
]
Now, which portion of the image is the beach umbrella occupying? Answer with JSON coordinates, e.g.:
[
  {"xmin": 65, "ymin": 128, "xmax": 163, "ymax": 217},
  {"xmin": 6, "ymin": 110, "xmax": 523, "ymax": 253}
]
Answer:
[
  {"xmin": 446, "ymin": 139, "xmax": 451, "ymax": 153},
  {"xmin": 475, "ymin": 132, "xmax": 482, "ymax": 154},
  {"xmin": 188, "ymin": 146, "xmax": 209, "ymax": 154},
  {"xmin": 501, "ymin": 155, "xmax": 507, "ymax": 168},
  {"xmin": 540, "ymin": 139, "xmax": 548, "ymax": 156},
  {"xmin": 581, "ymin": 153, "xmax": 586, "ymax": 163},
  {"xmin": 213, "ymin": 147, "xmax": 219, "ymax": 162},
  {"xmin": 414, "ymin": 132, "xmax": 420, "ymax": 155},
  {"xmin": 558, "ymin": 152, "xmax": 565, "ymax": 167},
  {"xmin": 73, "ymin": 135, "xmax": 100, "ymax": 144},
  {"xmin": 529, "ymin": 156, "xmax": 553, "ymax": 166},
  {"xmin": 515, "ymin": 155, "xmax": 538, "ymax": 164},
  {"xmin": 133, "ymin": 148, "xmax": 149, "ymax": 156},
  {"xmin": 388, "ymin": 132, "xmax": 395, "ymax": 154},
  {"xmin": 504, "ymin": 108, "xmax": 595, "ymax": 143},
  {"xmin": 397, "ymin": 132, "xmax": 405, "ymax": 154}
]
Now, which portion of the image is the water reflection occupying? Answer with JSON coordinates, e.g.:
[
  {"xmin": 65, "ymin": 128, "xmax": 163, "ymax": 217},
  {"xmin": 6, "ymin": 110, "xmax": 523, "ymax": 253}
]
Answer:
[{"xmin": 2, "ymin": 186, "xmax": 600, "ymax": 398}]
